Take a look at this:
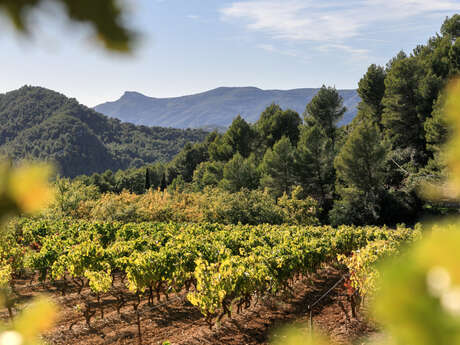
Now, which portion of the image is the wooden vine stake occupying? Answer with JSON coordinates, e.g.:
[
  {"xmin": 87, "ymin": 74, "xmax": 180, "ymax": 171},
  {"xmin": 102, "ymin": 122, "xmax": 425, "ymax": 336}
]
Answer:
[{"xmin": 133, "ymin": 291, "xmax": 142, "ymax": 345}]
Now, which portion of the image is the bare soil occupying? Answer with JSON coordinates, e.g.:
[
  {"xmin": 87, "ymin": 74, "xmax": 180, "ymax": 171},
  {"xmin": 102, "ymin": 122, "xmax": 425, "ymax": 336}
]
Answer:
[{"xmin": 1, "ymin": 266, "xmax": 377, "ymax": 345}]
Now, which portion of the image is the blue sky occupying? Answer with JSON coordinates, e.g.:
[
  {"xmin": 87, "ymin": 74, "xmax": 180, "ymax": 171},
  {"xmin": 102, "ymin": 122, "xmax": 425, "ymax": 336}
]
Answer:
[{"xmin": 1, "ymin": 0, "xmax": 459, "ymax": 106}]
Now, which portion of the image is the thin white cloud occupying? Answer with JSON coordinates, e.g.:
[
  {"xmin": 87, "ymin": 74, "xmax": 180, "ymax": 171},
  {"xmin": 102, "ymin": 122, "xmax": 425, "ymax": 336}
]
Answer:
[
  {"xmin": 221, "ymin": 0, "xmax": 460, "ymax": 43},
  {"xmin": 316, "ymin": 44, "xmax": 370, "ymax": 62},
  {"xmin": 368, "ymin": 0, "xmax": 460, "ymax": 15},
  {"xmin": 257, "ymin": 43, "xmax": 300, "ymax": 58},
  {"xmin": 221, "ymin": 1, "xmax": 360, "ymax": 42},
  {"xmin": 257, "ymin": 43, "xmax": 275, "ymax": 52},
  {"xmin": 317, "ymin": 44, "xmax": 369, "ymax": 55},
  {"xmin": 187, "ymin": 14, "xmax": 199, "ymax": 20}
]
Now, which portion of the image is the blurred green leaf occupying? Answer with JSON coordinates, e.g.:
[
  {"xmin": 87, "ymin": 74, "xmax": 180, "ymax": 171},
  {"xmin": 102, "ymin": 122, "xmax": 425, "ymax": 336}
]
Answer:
[
  {"xmin": 373, "ymin": 230, "xmax": 460, "ymax": 345},
  {"xmin": 0, "ymin": 0, "xmax": 136, "ymax": 52}
]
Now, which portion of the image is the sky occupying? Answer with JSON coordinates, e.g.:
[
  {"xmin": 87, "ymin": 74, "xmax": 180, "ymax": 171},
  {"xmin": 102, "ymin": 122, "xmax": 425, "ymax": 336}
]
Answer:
[{"xmin": 1, "ymin": 0, "xmax": 459, "ymax": 107}]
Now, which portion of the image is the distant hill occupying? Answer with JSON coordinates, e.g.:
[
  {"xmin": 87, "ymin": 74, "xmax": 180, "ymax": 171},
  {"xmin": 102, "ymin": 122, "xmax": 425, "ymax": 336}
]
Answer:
[
  {"xmin": 0, "ymin": 86, "xmax": 208, "ymax": 177},
  {"xmin": 94, "ymin": 87, "xmax": 360, "ymax": 129}
]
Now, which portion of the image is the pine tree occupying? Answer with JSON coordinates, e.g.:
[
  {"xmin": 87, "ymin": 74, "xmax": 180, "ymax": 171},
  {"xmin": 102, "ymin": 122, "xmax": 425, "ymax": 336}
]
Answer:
[
  {"xmin": 304, "ymin": 85, "xmax": 346, "ymax": 146},
  {"xmin": 168, "ymin": 142, "xmax": 209, "ymax": 182},
  {"xmin": 223, "ymin": 115, "xmax": 254, "ymax": 158},
  {"xmin": 381, "ymin": 56, "xmax": 426, "ymax": 154},
  {"xmin": 208, "ymin": 134, "xmax": 233, "ymax": 161},
  {"xmin": 260, "ymin": 136, "xmax": 296, "ymax": 198},
  {"xmin": 159, "ymin": 173, "xmax": 167, "ymax": 191},
  {"xmin": 256, "ymin": 104, "xmax": 302, "ymax": 148},
  {"xmin": 295, "ymin": 124, "xmax": 334, "ymax": 209},
  {"xmin": 425, "ymin": 92, "xmax": 449, "ymax": 156},
  {"xmin": 192, "ymin": 161, "xmax": 224, "ymax": 190},
  {"xmin": 331, "ymin": 121, "xmax": 389, "ymax": 225},
  {"xmin": 220, "ymin": 153, "xmax": 259, "ymax": 192},
  {"xmin": 356, "ymin": 64, "xmax": 386, "ymax": 125},
  {"xmin": 144, "ymin": 168, "xmax": 151, "ymax": 191}
]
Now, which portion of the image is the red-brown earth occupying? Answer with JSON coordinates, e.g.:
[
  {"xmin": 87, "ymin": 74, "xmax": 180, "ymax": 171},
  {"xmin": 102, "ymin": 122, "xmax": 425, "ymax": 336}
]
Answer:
[{"xmin": 1, "ymin": 266, "xmax": 378, "ymax": 345}]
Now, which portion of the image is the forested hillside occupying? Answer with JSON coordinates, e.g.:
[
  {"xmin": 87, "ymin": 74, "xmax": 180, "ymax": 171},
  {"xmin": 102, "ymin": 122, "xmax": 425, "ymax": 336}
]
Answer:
[
  {"xmin": 83, "ymin": 15, "xmax": 460, "ymax": 227},
  {"xmin": 0, "ymin": 86, "xmax": 207, "ymax": 177},
  {"xmin": 94, "ymin": 87, "xmax": 360, "ymax": 129}
]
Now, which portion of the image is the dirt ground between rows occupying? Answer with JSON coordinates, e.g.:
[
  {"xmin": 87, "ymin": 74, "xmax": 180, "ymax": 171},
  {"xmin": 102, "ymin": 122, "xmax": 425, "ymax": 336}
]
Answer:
[{"xmin": 1, "ymin": 266, "xmax": 377, "ymax": 345}]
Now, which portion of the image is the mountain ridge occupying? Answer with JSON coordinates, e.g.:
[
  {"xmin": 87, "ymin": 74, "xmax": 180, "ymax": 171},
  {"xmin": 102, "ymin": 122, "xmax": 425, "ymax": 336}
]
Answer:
[
  {"xmin": 0, "ymin": 86, "xmax": 208, "ymax": 177},
  {"xmin": 95, "ymin": 86, "xmax": 360, "ymax": 129}
]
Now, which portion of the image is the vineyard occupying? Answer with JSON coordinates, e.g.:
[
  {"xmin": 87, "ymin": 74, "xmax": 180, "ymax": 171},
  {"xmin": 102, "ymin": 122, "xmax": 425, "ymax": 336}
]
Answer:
[{"xmin": 0, "ymin": 219, "xmax": 419, "ymax": 344}]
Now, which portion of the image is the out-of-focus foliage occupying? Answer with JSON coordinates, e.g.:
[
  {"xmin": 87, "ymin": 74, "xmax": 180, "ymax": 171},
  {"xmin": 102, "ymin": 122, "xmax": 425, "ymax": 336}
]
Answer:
[
  {"xmin": 0, "ymin": 161, "xmax": 54, "ymax": 222},
  {"xmin": 374, "ymin": 229, "xmax": 460, "ymax": 345},
  {"xmin": 0, "ymin": 297, "xmax": 57, "ymax": 345},
  {"xmin": 13, "ymin": 297, "xmax": 57, "ymax": 342},
  {"xmin": 445, "ymin": 78, "xmax": 460, "ymax": 194},
  {"xmin": 0, "ymin": 162, "xmax": 56, "ymax": 344},
  {"xmin": 0, "ymin": 0, "xmax": 136, "ymax": 52},
  {"xmin": 271, "ymin": 328, "xmax": 330, "ymax": 345}
]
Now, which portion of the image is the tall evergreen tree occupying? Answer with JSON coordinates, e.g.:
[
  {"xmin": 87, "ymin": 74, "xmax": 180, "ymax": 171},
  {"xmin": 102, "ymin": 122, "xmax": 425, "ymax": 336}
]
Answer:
[
  {"xmin": 381, "ymin": 55, "xmax": 427, "ymax": 156},
  {"xmin": 425, "ymin": 92, "xmax": 449, "ymax": 156},
  {"xmin": 207, "ymin": 117, "xmax": 255, "ymax": 162},
  {"xmin": 147, "ymin": 164, "xmax": 164, "ymax": 190},
  {"xmin": 331, "ymin": 121, "xmax": 389, "ymax": 225},
  {"xmin": 304, "ymin": 85, "xmax": 346, "ymax": 146},
  {"xmin": 168, "ymin": 142, "xmax": 209, "ymax": 182},
  {"xmin": 144, "ymin": 168, "xmax": 151, "ymax": 191},
  {"xmin": 208, "ymin": 134, "xmax": 233, "ymax": 162},
  {"xmin": 192, "ymin": 161, "xmax": 224, "ymax": 190},
  {"xmin": 260, "ymin": 136, "xmax": 296, "ymax": 198},
  {"xmin": 159, "ymin": 173, "xmax": 167, "ymax": 191},
  {"xmin": 335, "ymin": 122, "xmax": 388, "ymax": 195},
  {"xmin": 423, "ymin": 87, "xmax": 450, "ymax": 181},
  {"xmin": 223, "ymin": 115, "xmax": 255, "ymax": 158},
  {"xmin": 295, "ymin": 124, "xmax": 334, "ymax": 210},
  {"xmin": 420, "ymin": 15, "xmax": 460, "ymax": 158},
  {"xmin": 220, "ymin": 153, "xmax": 259, "ymax": 192},
  {"xmin": 356, "ymin": 64, "xmax": 386, "ymax": 125},
  {"xmin": 256, "ymin": 104, "xmax": 302, "ymax": 148}
]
